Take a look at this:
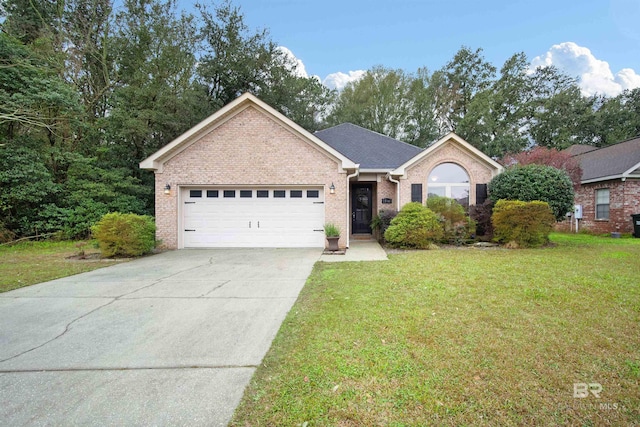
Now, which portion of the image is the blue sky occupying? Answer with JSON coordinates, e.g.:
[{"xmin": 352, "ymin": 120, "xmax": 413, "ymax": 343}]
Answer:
[{"xmin": 179, "ymin": 0, "xmax": 640, "ymax": 96}]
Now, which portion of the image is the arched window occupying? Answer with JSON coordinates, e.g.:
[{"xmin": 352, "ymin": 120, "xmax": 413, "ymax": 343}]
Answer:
[{"xmin": 427, "ymin": 163, "xmax": 470, "ymax": 207}]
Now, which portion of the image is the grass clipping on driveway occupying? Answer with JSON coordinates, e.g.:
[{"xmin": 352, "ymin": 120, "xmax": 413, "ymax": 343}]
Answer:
[{"xmin": 231, "ymin": 234, "xmax": 640, "ymax": 426}]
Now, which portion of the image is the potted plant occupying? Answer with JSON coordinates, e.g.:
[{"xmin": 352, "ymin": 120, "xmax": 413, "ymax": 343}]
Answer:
[{"xmin": 324, "ymin": 223, "xmax": 341, "ymax": 251}]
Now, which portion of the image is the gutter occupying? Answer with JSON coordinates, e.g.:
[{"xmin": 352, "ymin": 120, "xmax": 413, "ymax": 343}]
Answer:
[
  {"xmin": 387, "ymin": 173, "xmax": 401, "ymax": 211},
  {"xmin": 346, "ymin": 168, "xmax": 360, "ymax": 248}
]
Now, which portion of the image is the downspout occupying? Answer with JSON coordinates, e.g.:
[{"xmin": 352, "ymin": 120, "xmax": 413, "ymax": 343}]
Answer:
[
  {"xmin": 387, "ymin": 173, "xmax": 401, "ymax": 211},
  {"xmin": 346, "ymin": 168, "xmax": 360, "ymax": 248}
]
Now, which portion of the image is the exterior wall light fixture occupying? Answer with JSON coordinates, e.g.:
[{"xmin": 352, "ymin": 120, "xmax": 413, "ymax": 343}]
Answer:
[
  {"xmin": 164, "ymin": 184, "xmax": 171, "ymax": 195},
  {"xmin": 330, "ymin": 183, "xmax": 335, "ymax": 194}
]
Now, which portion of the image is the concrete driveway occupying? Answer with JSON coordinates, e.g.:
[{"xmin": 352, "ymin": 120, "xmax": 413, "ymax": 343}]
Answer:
[{"xmin": 0, "ymin": 248, "xmax": 322, "ymax": 426}]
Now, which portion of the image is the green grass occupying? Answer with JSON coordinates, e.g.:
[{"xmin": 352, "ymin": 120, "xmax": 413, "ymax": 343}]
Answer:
[
  {"xmin": 231, "ymin": 233, "xmax": 640, "ymax": 426},
  {"xmin": 0, "ymin": 240, "xmax": 124, "ymax": 293}
]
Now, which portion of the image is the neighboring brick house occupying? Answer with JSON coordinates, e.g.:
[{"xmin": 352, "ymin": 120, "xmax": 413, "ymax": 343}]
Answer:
[
  {"xmin": 562, "ymin": 137, "xmax": 640, "ymax": 235},
  {"xmin": 140, "ymin": 93, "xmax": 502, "ymax": 249}
]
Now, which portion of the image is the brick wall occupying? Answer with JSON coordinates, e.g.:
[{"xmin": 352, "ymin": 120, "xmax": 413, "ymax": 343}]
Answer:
[
  {"xmin": 154, "ymin": 106, "xmax": 348, "ymax": 249},
  {"xmin": 568, "ymin": 178, "xmax": 640, "ymax": 234},
  {"xmin": 399, "ymin": 140, "xmax": 497, "ymax": 207}
]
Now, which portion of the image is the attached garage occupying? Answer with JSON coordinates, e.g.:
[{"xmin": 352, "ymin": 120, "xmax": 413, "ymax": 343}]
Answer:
[
  {"xmin": 140, "ymin": 93, "xmax": 357, "ymax": 250},
  {"xmin": 181, "ymin": 187, "xmax": 325, "ymax": 248}
]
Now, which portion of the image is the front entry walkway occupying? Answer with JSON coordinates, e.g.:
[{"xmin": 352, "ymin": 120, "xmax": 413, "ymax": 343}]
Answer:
[{"xmin": 320, "ymin": 240, "xmax": 388, "ymax": 262}]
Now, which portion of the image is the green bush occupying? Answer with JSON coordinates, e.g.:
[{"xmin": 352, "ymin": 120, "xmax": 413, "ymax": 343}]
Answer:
[
  {"xmin": 384, "ymin": 202, "xmax": 443, "ymax": 249},
  {"xmin": 488, "ymin": 164, "xmax": 574, "ymax": 221},
  {"xmin": 426, "ymin": 196, "xmax": 475, "ymax": 244},
  {"xmin": 91, "ymin": 212, "xmax": 156, "ymax": 257},
  {"xmin": 491, "ymin": 200, "xmax": 555, "ymax": 247},
  {"xmin": 370, "ymin": 209, "xmax": 398, "ymax": 242}
]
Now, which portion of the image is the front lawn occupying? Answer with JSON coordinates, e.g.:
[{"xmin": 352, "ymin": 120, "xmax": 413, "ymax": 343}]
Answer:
[
  {"xmin": 0, "ymin": 240, "xmax": 124, "ymax": 293},
  {"xmin": 231, "ymin": 233, "xmax": 640, "ymax": 426}
]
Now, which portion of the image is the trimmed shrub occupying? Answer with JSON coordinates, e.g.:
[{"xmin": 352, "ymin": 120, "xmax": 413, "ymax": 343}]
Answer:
[
  {"xmin": 488, "ymin": 164, "xmax": 574, "ymax": 221},
  {"xmin": 491, "ymin": 200, "xmax": 555, "ymax": 247},
  {"xmin": 91, "ymin": 212, "xmax": 156, "ymax": 257},
  {"xmin": 384, "ymin": 203, "xmax": 443, "ymax": 249},
  {"xmin": 426, "ymin": 196, "xmax": 475, "ymax": 244}
]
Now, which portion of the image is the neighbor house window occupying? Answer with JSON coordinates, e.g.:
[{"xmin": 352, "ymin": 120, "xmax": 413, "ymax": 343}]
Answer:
[
  {"xmin": 595, "ymin": 189, "xmax": 609, "ymax": 220},
  {"xmin": 427, "ymin": 163, "xmax": 470, "ymax": 207}
]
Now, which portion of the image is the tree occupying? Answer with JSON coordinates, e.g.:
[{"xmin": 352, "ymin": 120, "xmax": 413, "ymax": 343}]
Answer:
[
  {"xmin": 326, "ymin": 66, "xmax": 438, "ymax": 146},
  {"xmin": 488, "ymin": 164, "xmax": 574, "ymax": 221},
  {"xmin": 196, "ymin": 0, "xmax": 332, "ymax": 131},
  {"xmin": 0, "ymin": 32, "xmax": 81, "ymax": 143},
  {"xmin": 457, "ymin": 53, "xmax": 532, "ymax": 157},
  {"xmin": 501, "ymin": 146, "xmax": 583, "ymax": 189},
  {"xmin": 2, "ymin": 0, "xmax": 63, "ymax": 44},
  {"xmin": 63, "ymin": 0, "xmax": 115, "ymax": 123},
  {"xmin": 592, "ymin": 88, "xmax": 640, "ymax": 146},
  {"xmin": 527, "ymin": 66, "xmax": 594, "ymax": 149},
  {"xmin": 431, "ymin": 46, "xmax": 496, "ymax": 134},
  {"xmin": 106, "ymin": 0, "xmax": 205, "ymax": 174}
]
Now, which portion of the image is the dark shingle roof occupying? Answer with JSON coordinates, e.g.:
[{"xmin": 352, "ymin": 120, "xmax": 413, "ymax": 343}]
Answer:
[
  {"xmin": 565, "ymin": 144, "xmax": 598, "ymax": 156},
  {"xmin": 314, "ymin": 123, "xmax": 422, "ymax": 169},
  {"xmin": 572, "ymin": 136, "xmax": 640, "ymax": 181}
]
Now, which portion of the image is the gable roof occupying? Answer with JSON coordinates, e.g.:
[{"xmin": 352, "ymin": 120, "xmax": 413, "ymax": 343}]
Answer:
[
  {"xmin": 572, "ymin": 136, "xmax": 640, "ymax": 183},
  {"xmin": 314, "ymin": 123, "xmax": 423, "ymax": 170},
  {"xmin": 140, "ymin": 93, "xmax": 358, "ymax": 172},
  {"xmin": 391, "ymin": 132, "xmax": 503, "ymax": 177}
]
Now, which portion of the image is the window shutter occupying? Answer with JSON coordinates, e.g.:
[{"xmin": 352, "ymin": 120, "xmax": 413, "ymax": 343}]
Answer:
[
  {"xmin": 476, "ymin": 184, "xmax": 488, "ymax": 205},
  {"xmin": 411, "ymin": 184, "xmax": 422, "ymax": 203}
]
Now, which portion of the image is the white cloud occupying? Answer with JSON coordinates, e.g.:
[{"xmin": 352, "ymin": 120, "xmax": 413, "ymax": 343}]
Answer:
[
  {"xmin": 530, "ymin": 42, "xmax": 640, "ymax": 97},
  {"xmin": 275, "ymin": 46, "xmax": 365, "ymax": 92},
  {"xmin": 276, "ymin": 46, "xmax": 309, "ymax": 78},
  {"xmin": 322, "ymin": 70, "xmax": 366, "ymax": 91}
]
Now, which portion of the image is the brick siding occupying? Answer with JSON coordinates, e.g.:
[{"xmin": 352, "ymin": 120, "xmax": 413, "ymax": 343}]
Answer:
[
  {"xmin": 399, "ymin": 140, "xmax": 496, "ymax": 207},
  {"xmin": 559, "ymin": 178, "xmax": 640, "ymax": 234},
  {"xmin": 154, "ymin": 106, "xmax": 348, "ymax": 249}
]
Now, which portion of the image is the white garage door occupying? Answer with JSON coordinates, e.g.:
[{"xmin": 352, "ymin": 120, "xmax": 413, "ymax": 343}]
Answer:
[{"xmin": 182, "ymin": 187, "xmax": 325, "ymax": 248}]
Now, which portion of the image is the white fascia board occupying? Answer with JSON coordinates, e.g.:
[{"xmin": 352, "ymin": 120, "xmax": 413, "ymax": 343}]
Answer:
[
  {"xmin": 581, "ymin": 174, "xmax": 624, "ymax": 184},
  {"xmin": 390, "ymin": 132, "xmax": 503, "ymax": 177},
  {"xmin": 139, "ymin": 92, "xmax": 357, "ymax": 172},
  {"xmin": 622, "ymin": 161, "xmax": 640, "ymax": 177},
  {"xmin": 359, "ymin": 168, "xmax": 393, "ymax": 173}
]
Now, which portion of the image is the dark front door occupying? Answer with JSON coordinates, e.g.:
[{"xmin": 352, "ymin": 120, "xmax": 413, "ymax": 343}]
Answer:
[{"xmin": 352, "ymin": 184, "xmax": 373, "ymax": 234}]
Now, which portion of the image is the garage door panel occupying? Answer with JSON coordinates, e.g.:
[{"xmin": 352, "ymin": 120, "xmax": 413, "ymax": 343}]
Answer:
[{"xmin": 182, "ymin": 188, "xmax": 325, "ymax": 248}]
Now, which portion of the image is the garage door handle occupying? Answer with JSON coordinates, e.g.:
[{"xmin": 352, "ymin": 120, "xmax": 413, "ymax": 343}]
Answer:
[
  {"xmin": 314, "ymin": 229, "xmax": 324, "ymax": 232},
  {"xmin": 184, "ymin": 229, "xmax": 195, "ymax": 232},
  {"xmin": 257, "ymin": 221, "xmax": 260, "ymax": 228},
  {"xmin": 313, "ymin": 201, "xmax": 324, "ymax": 204}
]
